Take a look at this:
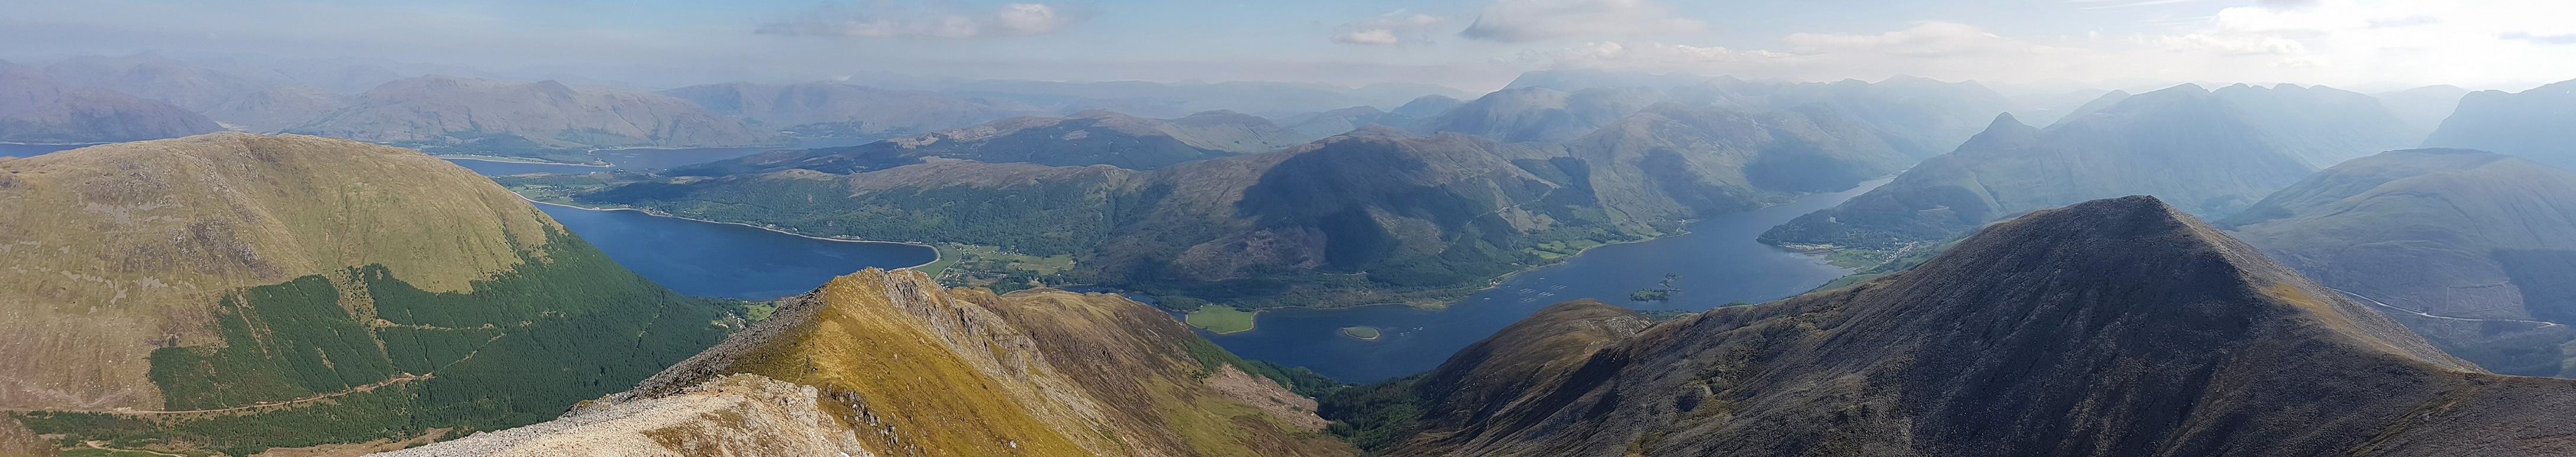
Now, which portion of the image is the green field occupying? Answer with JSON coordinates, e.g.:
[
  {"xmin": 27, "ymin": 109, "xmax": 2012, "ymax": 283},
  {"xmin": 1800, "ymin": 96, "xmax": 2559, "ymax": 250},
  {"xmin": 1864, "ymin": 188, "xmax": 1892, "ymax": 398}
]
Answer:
[
  {"xmin": 1340, "ymin": 326, "xmax": 1383, "ymax": 340},
  {"xmin": 1185, "ymin": 307, "xmax": 1259, "ymax": 334}
]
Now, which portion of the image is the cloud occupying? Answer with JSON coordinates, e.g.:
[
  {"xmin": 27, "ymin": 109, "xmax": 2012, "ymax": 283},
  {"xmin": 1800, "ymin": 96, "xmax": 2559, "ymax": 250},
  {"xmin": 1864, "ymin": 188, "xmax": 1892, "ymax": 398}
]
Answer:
[
  {"xmin": 2155, "ymin": 33, "xmax": 2310, "ymax": 55},
  {"xmin": 1458, "ymin": 0, "xmax": 1704, "ymax": 43},
  {"xmin": 2501, "ymin": 31, "xmax": 2576, "ymax": 45},
  {"xmin": 1782, "ymin": 22, "xmax": 2057, "ymax": 58},
  {"xmin": 757, "ymin": 1, "xmax": 1084, "ymax": 38},
  {"xmin": 1331, "ymin": 11, "xmax": 1450, "ymax": 46}
]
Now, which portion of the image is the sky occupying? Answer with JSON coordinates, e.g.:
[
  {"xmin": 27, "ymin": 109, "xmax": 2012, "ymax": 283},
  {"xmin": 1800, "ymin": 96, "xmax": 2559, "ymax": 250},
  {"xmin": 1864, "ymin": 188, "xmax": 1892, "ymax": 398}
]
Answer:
[{"xmin": 4, "ymin": 0, "xmax": 2573, "ymax": 92}]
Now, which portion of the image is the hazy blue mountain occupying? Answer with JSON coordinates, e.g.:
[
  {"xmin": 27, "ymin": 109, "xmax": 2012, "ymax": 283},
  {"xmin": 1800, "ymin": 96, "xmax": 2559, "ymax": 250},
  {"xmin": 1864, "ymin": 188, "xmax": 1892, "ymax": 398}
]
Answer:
[
  {"xmin": 0, "ymin": 61, "xmax": 221, "ymax": 142},
  {"xmin": 288, "ymin": 76, "xmax": 781, "ymax": 153},
  {"xmin": 2223, "ymin": 148, "xmax": 2576, "ymax": 377},
  {"xmin": 41, "ymin": 53, "xmax": 344, "ymax": 131},
  {"xmin": 2422, "ymin": 78, "xmax": 2576, "ymax": 170},
  {"xmin": 836, "ymin": 74, "xmax": 1464, "ymax": 118},
  {"xmin": 1762, "ymin": 83, "xmax": 2416, "ymax": 252},
  {"xmin": 1391, "ymin": 94, "xmax": 1467, "ymax": 118},
  {"xmin": 672, "ymin": 109, "xmax": 1307, "ymax": 174},
  {"xmin": 658, "ymin": 81, "xmax": 1038, "ymax": 139},
  {"xmin": 1279, "ymin": 106, "xmax": 1417, "ymax": 140},
  {"xmin": 1415, "ymin": 86, "xmax": 1667, "ymax": 142},
  {"xmin": 1500, "ymin": 69, "xmax": 1718, "ymax": 91},
  {"xmin": 2376, "ymin": 85, "xmax": 2470, "ymax": 132}
]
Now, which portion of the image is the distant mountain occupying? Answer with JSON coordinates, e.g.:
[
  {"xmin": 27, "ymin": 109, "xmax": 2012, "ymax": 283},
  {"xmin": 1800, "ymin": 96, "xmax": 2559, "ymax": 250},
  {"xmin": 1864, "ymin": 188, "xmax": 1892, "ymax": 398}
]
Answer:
[
  {"xmin": 673, "ymin": 109, "xmax": 1307, "ymax": 174},
  {"xmin": 1429, "ymin": 73, "xmax": 2022, "ymax": 159},
  {"xmin": 385, "ymin": 269, "xmax": 1351, "ymax": 456},
  {"xmin": 1, "ymin": 134, "xmax": 733, "ymax": 455},
  {"xmin": 289, "ymin": 76, "xmax": 782, "ymax": 153},
  {"xmin": 0, "ymin": 61, "xmax": 221, "ymax": 142},
  {"xmin": 1706, "ymin": 76, "xmax": 2023, "ymax": 158},
  {"xmin": 2002, "ymin": 87, "xmax": 2112, "ymax": 127},
  {"xmin": 838, "ymin": 75, "xmax": 1464, "ymax": 118},
  {"xmin": 1326, "ymin": 196, "xmax": 2576, "ymax": 456},
  {"xmin": 1500, "ymin": 69, "xmax": 1716, "ymax": 91},
  {"xmin": 1763, "ymin": 83, "xmax": 2419, "ymax": 254},
  {"xmin": 1416, "ymin": 86, "xmax": 1665, "ymax": 142},
  {"xmin": 658, "ymin": 81, "xmax": 1037, "ymax": 138},
  {"xmin": 2422, "ymin": 78, "xmax": 2576, "ymax": 170},
  {"xmin": 1390, "ymin": 94, "xmax": 1466, "ymax": 118},
  {"xmin": 43, "ymin": 53, "xmax": 345, "ymax": 131},
  {"xmin": 2376, "ymin": 85, "xmax": 2470, "ymax": 133},
  {"xmin": 1279, "ymin": 106, "xmax": 1416, "ymax": 140},
  {"xmin": 2223, "ymin": 148, "xmax": 2576, "ymax": 376}
]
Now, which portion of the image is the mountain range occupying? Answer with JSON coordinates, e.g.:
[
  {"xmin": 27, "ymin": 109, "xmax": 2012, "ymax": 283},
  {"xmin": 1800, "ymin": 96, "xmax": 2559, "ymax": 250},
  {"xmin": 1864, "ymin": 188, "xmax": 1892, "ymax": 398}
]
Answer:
[
  {"xmin": 657, "ymin": 81, "xmax": 1038, "ymax": 138},
  {"xmin": 670, "ymin": 109, "xmax": 1315, "ymax": 174},
  {"xmin": 2223, "ymin": 148, "xmax": 2576, "ymax": 377},
  {"xmin": 0, "ymin": 60, "xmax": 221, "ymax": 142},
  {"xmin": 2422, "ymin": 78, "xmax": 2576, "ymax": 170},
  {"xmin": 1327, "ymin": 196, "xmax": 2576, "ymax": 456},
  {"xmin": 545, "ymin": 96, "xmax": 1915, "ymax": 309},
  {"xmin": 1, "ymin": 134, "xmax": 735, "ymax": 455},
  {"xmin": 287, "ymin": 76, "xmax": 785, "ymax": 154},
  {"xmin": 1762, "ymin": 83, "xmax": 2422, "ymax": 255}
]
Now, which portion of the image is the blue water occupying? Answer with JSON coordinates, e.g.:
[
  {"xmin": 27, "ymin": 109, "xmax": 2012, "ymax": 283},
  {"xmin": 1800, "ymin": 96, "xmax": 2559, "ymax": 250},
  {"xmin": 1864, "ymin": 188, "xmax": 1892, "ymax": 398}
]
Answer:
[
  {"xmin": 0, "ymin": 142, "xmax": 104, "ymax": 158},
  {"xmin": 537, "ymin": 204, "xmax": 938, "ymax": 300},
  {"xmin": 1208, "ymin": 177, "xmax": 1893, "ymax": 383}
]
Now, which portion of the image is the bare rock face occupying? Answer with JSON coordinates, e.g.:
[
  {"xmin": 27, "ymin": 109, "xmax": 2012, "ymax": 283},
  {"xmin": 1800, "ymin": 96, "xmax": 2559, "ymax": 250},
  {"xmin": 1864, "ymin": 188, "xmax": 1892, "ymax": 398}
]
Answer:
[
  {"xmin": 1359, "ymin": 196, "xmax": 2576, "ymax": 456},
  {"xmin": 392, "ymin": 269, "xmax": 1352, "ymax": 457},
  {"xmin": 375, "ymin": 374, "xmax": 872, "ymax": 457}
]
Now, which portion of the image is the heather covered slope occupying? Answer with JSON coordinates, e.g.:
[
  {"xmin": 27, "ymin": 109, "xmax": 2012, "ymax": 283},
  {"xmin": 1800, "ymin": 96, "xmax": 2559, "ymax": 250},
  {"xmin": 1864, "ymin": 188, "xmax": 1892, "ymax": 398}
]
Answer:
[
  {"xmin": 2422, "ymin": 78, "xmax": 2576, "ymax": 170},
  {"xmin": 0, "ymin": 61, "xmax": 221, "ymax": 142},
  {"xmin": 388, "ymin": 269, "xmax": 1352, "ymax": 457},
  {"xmin": 2223, "ymin": 149, "xmax": 2576, "ymax": 376},
  {"xmin": 1332, "ymin": 196, "xmax": 2576, "ymax": 456},
  {"xmin": 1762, "ymin": 83, "xmax": 2415, "ymax": 253},
  {"xmin": 0, "ymin": 134, "xmax": 732, "ymax": 455},
  {"xmin": 288, "ymin": 76, "xmax": 780, "ymax": 153}
]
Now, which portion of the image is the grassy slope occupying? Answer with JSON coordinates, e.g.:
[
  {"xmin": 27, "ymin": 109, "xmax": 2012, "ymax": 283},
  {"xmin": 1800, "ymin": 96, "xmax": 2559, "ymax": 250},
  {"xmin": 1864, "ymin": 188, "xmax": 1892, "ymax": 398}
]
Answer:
[{"xmin": 0, "ymin": 134, "xmax": 735, "ymax": 455}]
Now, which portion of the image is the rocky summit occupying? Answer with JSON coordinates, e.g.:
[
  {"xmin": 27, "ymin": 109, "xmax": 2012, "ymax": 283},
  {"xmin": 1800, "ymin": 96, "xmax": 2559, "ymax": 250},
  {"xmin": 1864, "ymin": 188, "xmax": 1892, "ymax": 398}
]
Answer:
[{"xmin": 1329, "ymin": 196, "xmax": 2576, "ymax": 456}]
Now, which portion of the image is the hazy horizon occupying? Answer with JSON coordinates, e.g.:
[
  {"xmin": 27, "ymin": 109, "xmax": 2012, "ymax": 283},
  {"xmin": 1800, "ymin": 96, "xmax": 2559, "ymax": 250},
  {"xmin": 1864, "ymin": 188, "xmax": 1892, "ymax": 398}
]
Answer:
[{"xmin": 7, "ymin": 0, "xmax": 2573, "ymax": 93}]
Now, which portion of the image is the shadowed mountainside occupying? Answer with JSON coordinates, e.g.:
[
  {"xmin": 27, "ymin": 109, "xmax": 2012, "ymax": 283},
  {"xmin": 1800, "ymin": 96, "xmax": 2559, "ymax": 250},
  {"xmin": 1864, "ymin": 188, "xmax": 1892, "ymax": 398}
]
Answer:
[
  {"xmin": 1327, "ymin": 196, "xmax": 2576, "ymax": 456},
  {"xmin": 2223, "ymin": 148, "xmax": 2576, "ymax": 376},
  {"xmin": 383, "ymin": 269, "xmax": 1353, "ymax": 457}
]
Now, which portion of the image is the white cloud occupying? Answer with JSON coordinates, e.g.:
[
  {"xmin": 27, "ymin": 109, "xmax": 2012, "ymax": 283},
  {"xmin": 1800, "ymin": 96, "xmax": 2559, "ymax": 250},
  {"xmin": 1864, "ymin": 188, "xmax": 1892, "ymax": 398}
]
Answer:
[
  {"xmin": 1331, "ymin": 11, "xmax": 1450, "ymax": 46},
  {"xmin": 1458, "ymin": 0, "xmax": 1705, "ymax": 43},
  {"xmin": 1783, "ymin": 22, "xmax": 2058, "ymax": 58},
  {"xmin": 2155, "ymin": 33, "xmax": 2310, "ymax": 55},
  {"xmin": 758, "ymin": 2, "xmax": 1083, "ymax": 38}
]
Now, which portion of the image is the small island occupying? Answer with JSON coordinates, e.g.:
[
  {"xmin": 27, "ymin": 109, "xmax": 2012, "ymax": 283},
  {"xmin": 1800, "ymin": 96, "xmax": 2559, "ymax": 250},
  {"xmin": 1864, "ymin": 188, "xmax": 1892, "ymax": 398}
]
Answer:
[
  {"xmin": 1631, "ymin": 273, "xmax": 1682, "ymax": 302},
  {"xmin": 1340, "ymin": 326, "xmax": 1383, "ymax": 341}
]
